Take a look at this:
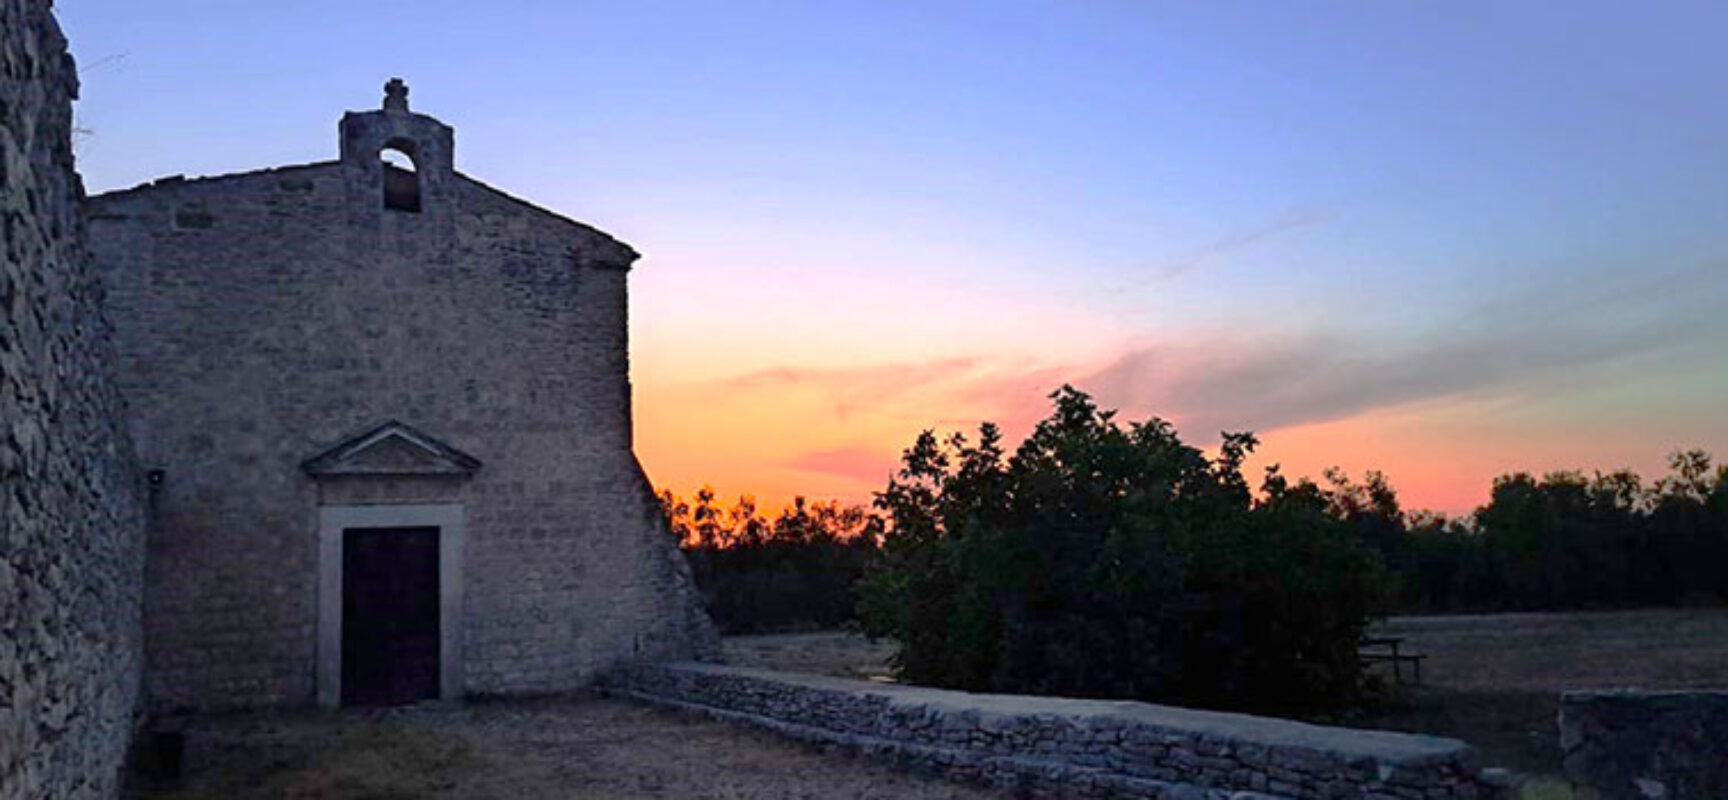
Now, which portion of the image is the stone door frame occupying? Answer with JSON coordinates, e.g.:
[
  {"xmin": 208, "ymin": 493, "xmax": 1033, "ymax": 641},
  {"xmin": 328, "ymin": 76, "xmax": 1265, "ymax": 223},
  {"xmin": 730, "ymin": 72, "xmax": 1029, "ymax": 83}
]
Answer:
[{"xmin": 316, "ymin": 503, "xmax": 465, "ymax": 708}]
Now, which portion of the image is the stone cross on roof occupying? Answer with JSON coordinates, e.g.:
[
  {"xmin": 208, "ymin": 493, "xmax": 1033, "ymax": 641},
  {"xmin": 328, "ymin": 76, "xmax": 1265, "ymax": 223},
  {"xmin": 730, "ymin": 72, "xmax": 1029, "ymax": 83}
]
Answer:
[{"xmin": 383, "ymin": 78, "xmax": 409, "ymax": 112}]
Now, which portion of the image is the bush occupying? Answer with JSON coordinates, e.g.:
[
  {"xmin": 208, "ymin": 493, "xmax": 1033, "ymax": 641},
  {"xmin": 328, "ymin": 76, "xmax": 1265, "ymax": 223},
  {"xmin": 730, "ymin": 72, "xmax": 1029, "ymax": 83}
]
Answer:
[{"xmin": 854, "ymin": 386, "xmax": 1390, "ymax": 714}]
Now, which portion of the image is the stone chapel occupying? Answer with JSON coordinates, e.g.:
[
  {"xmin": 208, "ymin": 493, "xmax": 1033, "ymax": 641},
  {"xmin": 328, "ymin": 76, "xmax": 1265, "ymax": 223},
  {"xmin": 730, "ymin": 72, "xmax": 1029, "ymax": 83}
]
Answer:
[{"xmin": 84, "ymin": 80, "xmax": 717, "ymax": 713}]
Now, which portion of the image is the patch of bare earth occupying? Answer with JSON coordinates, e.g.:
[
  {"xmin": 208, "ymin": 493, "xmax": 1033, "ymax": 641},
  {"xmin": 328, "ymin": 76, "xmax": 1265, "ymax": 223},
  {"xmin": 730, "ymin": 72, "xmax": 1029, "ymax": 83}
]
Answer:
[
  {"xmin": 721, "ymin": 631, "xmax": 896, "ymax": 680},
  {"xmin": 131, "ymin": 694, "xmax": 1002, "ymax": 800}
]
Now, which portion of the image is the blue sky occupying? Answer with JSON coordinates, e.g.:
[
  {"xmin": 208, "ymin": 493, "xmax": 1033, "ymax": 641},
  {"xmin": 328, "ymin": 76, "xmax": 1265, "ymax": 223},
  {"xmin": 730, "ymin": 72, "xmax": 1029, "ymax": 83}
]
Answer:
[{"xmin": 61, "ymin": 1, "xmax": 1728, "ymax": 512}]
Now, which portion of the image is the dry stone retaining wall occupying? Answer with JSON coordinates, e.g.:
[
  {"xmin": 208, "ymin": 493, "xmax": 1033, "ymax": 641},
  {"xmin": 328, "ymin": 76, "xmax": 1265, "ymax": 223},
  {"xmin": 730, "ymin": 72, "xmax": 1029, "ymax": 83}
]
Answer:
[
  {"xmin": 602, "ymin": 663, "xmax": 1499, "ymax": 800},
  {"xmin": 1, "ymin": 1, "xmax": 148, "ymax": 797},
  {"xmin": 1559, "ymin": 690, "xmax": 1728, "ymax": 800}
]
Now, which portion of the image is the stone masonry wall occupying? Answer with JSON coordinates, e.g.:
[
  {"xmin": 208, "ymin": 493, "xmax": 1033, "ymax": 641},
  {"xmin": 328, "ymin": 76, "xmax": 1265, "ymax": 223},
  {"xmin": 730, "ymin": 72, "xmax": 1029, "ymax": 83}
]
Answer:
[
  {"xmin": 602, "ymin": 663, "xmax": 1499, "ymax": 800},
  {"xmin": 87, "ymin": 99, "xmax": 714, "ymax": 712},
  {"xmin": 1, "ymin": 1, "xmax": 148, "ymax": 797},
  {"xmin": 1559, "ymin": 690, "xmax": 1728, "ymax": 800}
]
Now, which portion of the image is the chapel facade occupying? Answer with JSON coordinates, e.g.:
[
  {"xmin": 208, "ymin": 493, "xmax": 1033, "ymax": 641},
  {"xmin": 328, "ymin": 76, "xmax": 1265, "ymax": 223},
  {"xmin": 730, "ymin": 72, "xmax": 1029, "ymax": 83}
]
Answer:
[{"xmin": 86, "ymin": 80, "xmax": 717, "ymax": 713}]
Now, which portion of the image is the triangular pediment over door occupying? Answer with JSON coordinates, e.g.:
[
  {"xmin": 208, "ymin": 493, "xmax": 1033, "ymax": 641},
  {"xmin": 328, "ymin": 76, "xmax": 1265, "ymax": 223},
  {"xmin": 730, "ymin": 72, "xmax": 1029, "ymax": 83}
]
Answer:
[{"xmin": 301, "ymin": 420, "xmax": 482, "ymax": 478}]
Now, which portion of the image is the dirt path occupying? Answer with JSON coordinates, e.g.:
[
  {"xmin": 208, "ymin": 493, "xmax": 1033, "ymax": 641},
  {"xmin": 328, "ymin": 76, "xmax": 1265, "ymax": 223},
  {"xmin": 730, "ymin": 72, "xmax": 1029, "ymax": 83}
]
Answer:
[{"xmin": 132, "ymin": 694, "xmax": 1002, "ymax": 800}]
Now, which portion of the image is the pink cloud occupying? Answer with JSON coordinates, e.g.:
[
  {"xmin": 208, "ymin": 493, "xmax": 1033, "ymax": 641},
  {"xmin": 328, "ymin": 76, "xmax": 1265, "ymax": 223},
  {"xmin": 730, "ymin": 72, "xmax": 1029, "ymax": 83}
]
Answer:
[{"xmin": 785, "ymin": 445, "xmax": 902, "ymax": 486}]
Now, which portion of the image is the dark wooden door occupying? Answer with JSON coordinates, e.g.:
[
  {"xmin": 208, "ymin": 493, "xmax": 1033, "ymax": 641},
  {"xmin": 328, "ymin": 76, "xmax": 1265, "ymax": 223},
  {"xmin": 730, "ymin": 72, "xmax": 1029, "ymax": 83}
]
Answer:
[{"xmin": 342, "ymin": 527, "xmax": 440, "ymax": 706}]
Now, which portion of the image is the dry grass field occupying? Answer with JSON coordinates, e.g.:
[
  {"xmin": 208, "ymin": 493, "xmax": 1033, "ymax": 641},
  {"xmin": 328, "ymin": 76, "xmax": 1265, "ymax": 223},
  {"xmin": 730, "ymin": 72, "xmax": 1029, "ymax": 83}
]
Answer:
[
  {"xmin": 1369, "ymin": 608, "xmax": 1728, "ymax": 693},
  {"xmin": 129, "ymin": 695, "xmax": 1001, "ymax": 800},
  {"xmin": 1347, "ymin": 608, "xmax": 1728, "ymax": 776}
]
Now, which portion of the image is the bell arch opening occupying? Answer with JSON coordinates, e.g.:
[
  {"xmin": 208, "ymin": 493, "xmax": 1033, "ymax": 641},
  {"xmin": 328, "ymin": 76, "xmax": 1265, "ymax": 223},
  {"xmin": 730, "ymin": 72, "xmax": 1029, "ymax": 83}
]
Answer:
[{"xmin": 381, "ymin": 142, "xmax": 421, "ymax": 213}]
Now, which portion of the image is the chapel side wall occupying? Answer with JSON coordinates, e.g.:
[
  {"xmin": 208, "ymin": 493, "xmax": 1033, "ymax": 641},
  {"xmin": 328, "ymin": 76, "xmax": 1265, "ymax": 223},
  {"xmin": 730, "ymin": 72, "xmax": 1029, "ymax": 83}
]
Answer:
[
  {"xmin": 0, "ymin": 1, "xmax": 147, "ymax": 796},
  {"xmin": 452, "ymin": 182, "xmax": 718, "ymax": 693},
  {"xmin": 89, "ymin": 148, "xmax": 713, "ymax": 711}
]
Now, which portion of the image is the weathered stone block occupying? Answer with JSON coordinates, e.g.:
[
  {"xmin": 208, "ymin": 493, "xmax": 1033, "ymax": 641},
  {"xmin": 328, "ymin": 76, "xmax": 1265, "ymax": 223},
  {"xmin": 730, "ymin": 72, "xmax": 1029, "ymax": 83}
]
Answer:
[{"xmin": 1559, "ymin": 690, "xmax": 1728, "ymax": 800}]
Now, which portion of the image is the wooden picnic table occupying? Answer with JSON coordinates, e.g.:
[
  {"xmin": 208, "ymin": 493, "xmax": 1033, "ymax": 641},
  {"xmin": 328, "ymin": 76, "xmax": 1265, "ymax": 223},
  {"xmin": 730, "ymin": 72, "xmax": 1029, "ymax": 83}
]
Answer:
[{"xmin": 1359, "ymin": 635, "xmax": 1426, "ymax": 685}]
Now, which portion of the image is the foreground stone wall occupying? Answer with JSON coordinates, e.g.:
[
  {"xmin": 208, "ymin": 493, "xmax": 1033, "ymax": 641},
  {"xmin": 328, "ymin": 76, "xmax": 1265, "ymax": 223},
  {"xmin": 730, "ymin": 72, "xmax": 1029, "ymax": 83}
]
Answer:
[
  {"xmin": 1559, "ymin": 690, "xmax": 1728, "ymax": 800},
  {"xmin": 0, "ymin": 1, "xmax": 147, "ymax": 797},
  {"xmin": 602, "ymin": 663, "xmax": 1496, "ymax": 800}
]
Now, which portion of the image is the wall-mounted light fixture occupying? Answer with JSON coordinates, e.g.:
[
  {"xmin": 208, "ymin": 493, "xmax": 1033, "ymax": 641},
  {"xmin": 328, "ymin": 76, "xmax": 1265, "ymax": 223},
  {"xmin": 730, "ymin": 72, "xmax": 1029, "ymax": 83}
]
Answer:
[{"xmin": 146, "ymin": 469, "xmax": 165, "ymax": 513}]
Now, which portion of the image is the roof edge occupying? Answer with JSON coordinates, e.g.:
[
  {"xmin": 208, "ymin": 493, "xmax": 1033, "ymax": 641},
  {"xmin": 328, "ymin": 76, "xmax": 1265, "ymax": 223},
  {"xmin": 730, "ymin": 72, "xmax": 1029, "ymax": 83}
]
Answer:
[
  {"xmin": 88, "ymin": 161, "xmax": 341, "ymax": 203},
  {"xmin": 456, "ymin": 172, "xmax": 640, "ymax": 269}
]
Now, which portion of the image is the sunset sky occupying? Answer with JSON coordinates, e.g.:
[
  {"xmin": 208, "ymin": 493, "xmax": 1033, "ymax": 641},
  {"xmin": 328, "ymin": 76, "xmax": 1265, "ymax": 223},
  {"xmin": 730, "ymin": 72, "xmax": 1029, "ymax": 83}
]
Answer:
[{"xmin": 63, "ymin": 2, "xmax": 1728, "ymax": 516}]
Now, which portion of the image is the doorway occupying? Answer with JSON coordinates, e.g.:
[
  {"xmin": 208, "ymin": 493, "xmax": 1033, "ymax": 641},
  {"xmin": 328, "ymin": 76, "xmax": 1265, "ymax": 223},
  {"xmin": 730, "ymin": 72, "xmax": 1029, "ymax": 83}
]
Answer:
[
  {"xmin": 341, "ymin": 527, "xmax": 440, "ymax": 706},
  {"xmin": 316, "ymin": 503, "xmax": 464, "ymax": 708}
]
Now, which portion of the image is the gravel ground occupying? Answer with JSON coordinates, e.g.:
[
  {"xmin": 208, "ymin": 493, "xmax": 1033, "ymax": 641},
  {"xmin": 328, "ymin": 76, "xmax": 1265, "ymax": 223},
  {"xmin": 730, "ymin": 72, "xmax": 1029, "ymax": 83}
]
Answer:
[
  {"xmin": 130, "ymin": 693, "xmax": 1003, "ymax": 800},
  {"xmin": 137, "ymin": 612, "xmax": 1726, "ymax": 797}
]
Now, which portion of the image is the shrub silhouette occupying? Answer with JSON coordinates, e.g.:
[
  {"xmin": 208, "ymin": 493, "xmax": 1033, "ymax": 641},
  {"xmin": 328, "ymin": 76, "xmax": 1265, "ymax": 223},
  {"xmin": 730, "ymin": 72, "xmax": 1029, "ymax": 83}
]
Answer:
[{"xmin": 855, "ymin": 386, "xmax": 1389, "ymax": 714}]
